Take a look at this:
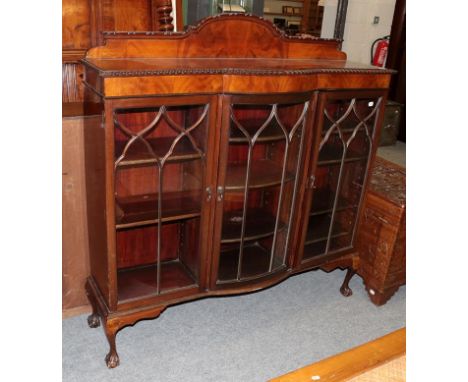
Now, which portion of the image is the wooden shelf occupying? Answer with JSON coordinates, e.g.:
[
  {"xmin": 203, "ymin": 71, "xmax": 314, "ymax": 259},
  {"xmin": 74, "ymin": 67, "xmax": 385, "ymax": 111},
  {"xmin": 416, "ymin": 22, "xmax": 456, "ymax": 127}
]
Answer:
[
  {"xmin": 310, "ymin": 188, "xmax": 357, "ymax": 216},
  {"xmin": 221, "ymin": 208, "xmax": 286, "ymax": 244},
  {"xmin": 305, "ymin": 214, "xmax": 349, "ymax": 245},
  {"xmin": 117, "ymin": 260, "xmax": 197, "ymax": 301},
  {"xmin": 115, "ymin": 137, "xmax": 203, "ymax": 167},
  {"xmin": 218, "ymin": 242, "xmax": 281, "ymax": 282},
  {"xmin": 115, "ymin": 190, "xmax": 201, "ymax": 229},
  {"xmin": 317, "ymin": 147, "xmax": 367, "ymax": 166},
  {"xmin": 229, "ymin": 118, "xmax": 285, "ymax": 143},
  {"xmin": 225, "ymin": 159, "xmax": 294, "ymax": 190},
  {"xmin": 303, "ymin": 240, "xmax": 327, "ymax": 259}
]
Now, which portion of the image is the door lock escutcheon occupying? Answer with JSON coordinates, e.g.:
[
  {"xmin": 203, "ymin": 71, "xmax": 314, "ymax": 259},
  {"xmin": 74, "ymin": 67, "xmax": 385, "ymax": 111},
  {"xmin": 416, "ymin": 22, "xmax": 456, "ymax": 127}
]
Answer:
[
  {"xmin": 205, "ymin": 187, "xmax": 212, "ymax": 202},
  {"xmin": 309, "ymin": 175, "xmax": 316, "ymax": 189},
  {"xmin": 217, "ymin": 186, "xmax": 224, "ymax": 202}
]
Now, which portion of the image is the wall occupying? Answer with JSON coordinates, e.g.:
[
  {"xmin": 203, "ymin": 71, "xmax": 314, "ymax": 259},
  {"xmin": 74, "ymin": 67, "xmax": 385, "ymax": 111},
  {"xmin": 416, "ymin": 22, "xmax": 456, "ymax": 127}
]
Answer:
[{"xmin": 321, "ymin": 0, "xmax": 396, "ymax": 65}]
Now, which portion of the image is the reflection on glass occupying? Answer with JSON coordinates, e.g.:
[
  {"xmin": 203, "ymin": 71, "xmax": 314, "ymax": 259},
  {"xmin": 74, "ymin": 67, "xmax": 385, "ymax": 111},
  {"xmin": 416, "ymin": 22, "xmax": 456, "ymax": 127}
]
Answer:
[
  {"xmin": 303, "ymin": 96, "xmax": 381, "ymax": 261},
  {"xmin": 113, "ymin": 103, "xmax": 210, "ymax": 301},
  {"xmin": 218, "ymin": 100, "xmax": 308, "ymax": 282}
]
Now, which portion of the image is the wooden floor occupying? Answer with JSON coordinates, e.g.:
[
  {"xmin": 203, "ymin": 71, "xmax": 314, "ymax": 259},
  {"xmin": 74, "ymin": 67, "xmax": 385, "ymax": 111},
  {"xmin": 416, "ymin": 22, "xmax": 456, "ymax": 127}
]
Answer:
[{"xmin": 270, "ymin": 328, "xmax": 406, "ymax": 382}]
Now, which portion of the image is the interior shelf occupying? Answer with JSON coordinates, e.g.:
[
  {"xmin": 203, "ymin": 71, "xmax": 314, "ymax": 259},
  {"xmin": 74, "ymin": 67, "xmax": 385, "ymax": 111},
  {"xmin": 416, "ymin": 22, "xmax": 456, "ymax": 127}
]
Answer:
[
  {"xmin": 115, "ymin": 137, "xmax": 203, "ymax": 167},
  {"xmin": 310, "ymin": 188, "xmax": 357, "ymax": 216},
  {"xmin": 303, "ymin": 240, "xmax": 327, "ymax": 259},
  {"xmin": 229, "ymin": 119, "xmax": 286, "ymax": 143},
  {"xmin": 218, "ymin": 242, "xmax": 280, "ymax": 282},
  {"xmin": 304, "ymin": 214, "xmax": 349, "ymax": 245},
  {"xmin": 317, "ymin": 146, "xmax": 368, "ymax": 166},
  {"xmin": 225, "ymin": 159, "xmax": 294, "ymax": 190},
  {"xmin": 115, "ymin": 190, "xmax": 201, "ymax": 229},
  {"xmin": 117, "ymin": 260, "xmax": 197, "ymax": 301},
  {"xmin": 221, "ymin": 208, "xmax": 286, "ymax": 244}
]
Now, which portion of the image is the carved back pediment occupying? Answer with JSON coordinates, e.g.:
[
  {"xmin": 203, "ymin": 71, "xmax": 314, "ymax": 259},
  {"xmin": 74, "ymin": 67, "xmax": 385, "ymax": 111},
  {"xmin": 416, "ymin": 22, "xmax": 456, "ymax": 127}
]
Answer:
[{"xmin": 86, "ymin": 14, "xmax": 346, "ymax": 60}]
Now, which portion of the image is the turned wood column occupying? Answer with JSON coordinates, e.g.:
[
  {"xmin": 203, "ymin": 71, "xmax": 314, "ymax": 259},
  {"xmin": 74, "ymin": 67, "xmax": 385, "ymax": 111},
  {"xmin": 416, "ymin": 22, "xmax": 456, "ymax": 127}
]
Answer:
[{"xmin": 153, "ymin": 0, "xmax": 174, "ymax": 31}]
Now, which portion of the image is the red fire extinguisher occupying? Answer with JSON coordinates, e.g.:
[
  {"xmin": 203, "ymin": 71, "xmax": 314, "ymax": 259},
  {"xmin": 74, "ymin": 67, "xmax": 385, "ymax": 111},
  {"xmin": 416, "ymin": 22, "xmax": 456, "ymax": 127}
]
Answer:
[{"xmin": 371, "ymin": 36, "xmax": 390, "ymax": 67}]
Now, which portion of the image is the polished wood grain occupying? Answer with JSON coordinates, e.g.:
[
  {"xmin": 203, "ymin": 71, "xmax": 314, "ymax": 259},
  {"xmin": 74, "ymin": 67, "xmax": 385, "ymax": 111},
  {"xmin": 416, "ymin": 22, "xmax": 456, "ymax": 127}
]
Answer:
[
  {"xmin": 63, "ymin": 0, "xmax": 91, "ymax": 50},
  {"xmin": 88, "ymin": 14, "xmax": 346, "ymax": 60},
  {"xmin": 101, "ymin": 73, "xmax": 390, "ymax": 97},
  {"xmin": 62, "ymin": 0, "xmax": 176, "ymax": 109},
  {"xmin": 270, "ymin": 328, "xmax": 405, "ymax": 382}
]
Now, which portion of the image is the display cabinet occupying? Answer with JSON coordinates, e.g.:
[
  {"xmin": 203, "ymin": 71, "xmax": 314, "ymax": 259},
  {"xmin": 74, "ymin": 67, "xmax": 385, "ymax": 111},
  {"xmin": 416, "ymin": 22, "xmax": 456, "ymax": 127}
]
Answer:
[{"xmin": 81, "ymin": 14, "xmax": 393, "ymax": 368}]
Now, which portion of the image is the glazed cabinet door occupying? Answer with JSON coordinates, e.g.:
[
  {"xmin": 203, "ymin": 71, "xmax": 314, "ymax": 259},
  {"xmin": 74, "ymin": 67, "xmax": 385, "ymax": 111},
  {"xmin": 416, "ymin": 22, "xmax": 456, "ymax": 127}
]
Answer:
[
  {"xmin": 108, "ymin": 95, "xmax": 218, "ymax": 307},
  {"xmin": 297, "ymin": 90, "xmax": 386, "ymax": 267},
  {"xmin": 211, "ymin": 93, "xmax": 314, "ymax": 287}
]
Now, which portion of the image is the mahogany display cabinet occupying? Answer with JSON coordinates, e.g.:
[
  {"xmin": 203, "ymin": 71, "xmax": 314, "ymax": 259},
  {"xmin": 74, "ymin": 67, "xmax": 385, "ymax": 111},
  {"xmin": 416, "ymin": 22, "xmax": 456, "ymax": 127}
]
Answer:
[{"xmin": 81, "ymin": 14, "xmax": 393, "ymax": 368}]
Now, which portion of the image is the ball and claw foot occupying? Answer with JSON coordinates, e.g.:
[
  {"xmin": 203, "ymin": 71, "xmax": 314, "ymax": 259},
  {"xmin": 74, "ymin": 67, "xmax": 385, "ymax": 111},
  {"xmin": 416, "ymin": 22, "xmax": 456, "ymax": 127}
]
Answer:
[
  {"xmin": 105, "ymin": 351, "xmax": 120, "ymax": 368},
  {"xmin": 340, "ymin": 284, "xmax": 353, "ymax": 297},
  {"xmin": 87, "ymin": 313, "xmax": 100, "ymax": 328},
  {"xmin": 339, "ymin": 268, "xmax": 356, "ymax": 297}
]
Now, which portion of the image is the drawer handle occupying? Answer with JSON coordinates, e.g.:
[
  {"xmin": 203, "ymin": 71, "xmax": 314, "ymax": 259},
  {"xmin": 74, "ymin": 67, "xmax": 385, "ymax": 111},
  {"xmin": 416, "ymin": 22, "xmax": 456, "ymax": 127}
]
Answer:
[{"xmin": 205, "ymin": 187, "xmax": 212, "ymax": 202}]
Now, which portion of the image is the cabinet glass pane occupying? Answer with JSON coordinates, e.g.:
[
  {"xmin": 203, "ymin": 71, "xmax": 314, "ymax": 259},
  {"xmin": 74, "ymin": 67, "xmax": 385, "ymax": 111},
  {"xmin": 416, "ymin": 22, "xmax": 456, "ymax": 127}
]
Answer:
[
  {"xmin": 218, "ymin": 99, "xmax": 308, "ymax": 283},
  {"xmin": 113, "ymin": 103, "xmax": 210, "ymax": 301},
  {"xmin": 303, "ymin": 96, "xmax": 382, "ymax": 261}
]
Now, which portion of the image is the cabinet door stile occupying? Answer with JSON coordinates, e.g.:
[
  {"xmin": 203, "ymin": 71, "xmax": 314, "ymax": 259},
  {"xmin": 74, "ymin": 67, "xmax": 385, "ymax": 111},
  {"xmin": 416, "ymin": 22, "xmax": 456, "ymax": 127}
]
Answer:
[
  {"xmin": 198, "ymin": 95, "xmax": 222, "ymax": 291},
  {"xmin": 349, "ymin": 92, "xmax": 388, "ymax": 247},
  {"xmin": 209, "ymin": 95, "xmax": 233, "ymax": 289},
  {"xmin": 104, "ymin": 100, "xmax": 119, "ymax": 309},
  {"xmin": 288, "ymin": 91, "xmax": 320, "ymax": 269}
]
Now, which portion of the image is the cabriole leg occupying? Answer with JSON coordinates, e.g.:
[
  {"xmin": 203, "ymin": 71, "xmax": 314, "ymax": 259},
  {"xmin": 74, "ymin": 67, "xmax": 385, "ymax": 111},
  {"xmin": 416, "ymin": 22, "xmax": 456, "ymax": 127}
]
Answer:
[
  {"xmin": 104, "ymin": 322, "xmax": 120, "ymax": 368},
  {"xmin": 86, "ymin": 289, "xmax": 101, "ymax": 328},
  {"xmin": 340, "ymin": 268, "xmax": 356, "ymax": 297}
]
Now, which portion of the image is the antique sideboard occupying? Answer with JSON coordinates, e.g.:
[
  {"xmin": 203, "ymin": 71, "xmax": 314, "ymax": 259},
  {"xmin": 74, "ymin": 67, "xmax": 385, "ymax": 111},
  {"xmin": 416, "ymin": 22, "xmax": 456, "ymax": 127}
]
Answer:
[{"xmin": 81, "ymin": 14, "xmax": 393, "ymax": 368}]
